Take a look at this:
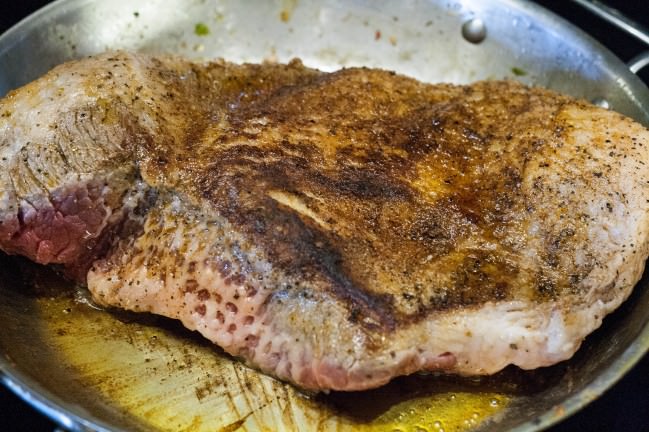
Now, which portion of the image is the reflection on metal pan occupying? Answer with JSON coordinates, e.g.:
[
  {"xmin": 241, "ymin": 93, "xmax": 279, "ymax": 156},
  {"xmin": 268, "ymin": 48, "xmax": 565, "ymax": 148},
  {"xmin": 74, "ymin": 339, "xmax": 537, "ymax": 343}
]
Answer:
[{"xmin": 1, "ymin": 0, "xmax": 649, "ymax": 431}]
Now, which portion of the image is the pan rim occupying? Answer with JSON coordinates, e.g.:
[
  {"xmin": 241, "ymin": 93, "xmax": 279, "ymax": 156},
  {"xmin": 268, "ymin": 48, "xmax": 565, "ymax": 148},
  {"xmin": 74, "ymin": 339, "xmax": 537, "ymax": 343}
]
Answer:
[{"xmin": 1, "ymin": 0, "xmax": 648, "ymax": 431}]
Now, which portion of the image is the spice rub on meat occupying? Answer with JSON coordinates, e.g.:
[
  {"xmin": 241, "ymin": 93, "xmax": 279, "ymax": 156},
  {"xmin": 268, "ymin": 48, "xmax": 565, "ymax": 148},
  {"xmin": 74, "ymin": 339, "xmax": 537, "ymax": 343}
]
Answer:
[{"xmin": 1, "ymin": 51, "xmax": 649, "ymax": 391}]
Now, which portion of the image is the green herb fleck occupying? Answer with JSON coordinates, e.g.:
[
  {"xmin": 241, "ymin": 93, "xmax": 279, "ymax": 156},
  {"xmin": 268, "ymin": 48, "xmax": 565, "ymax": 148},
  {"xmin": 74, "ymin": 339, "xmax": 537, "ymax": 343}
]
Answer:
[
  {"xmin": 195, "ymin": 23, "xmax": 210, "ymax": 36},
  {"xmin": 511, "ymin": 67, "xmax": 527, "ymax": 76},
  {"xmin": 133, "ymin": 11, "xmax": 139, "ymax": 17}
]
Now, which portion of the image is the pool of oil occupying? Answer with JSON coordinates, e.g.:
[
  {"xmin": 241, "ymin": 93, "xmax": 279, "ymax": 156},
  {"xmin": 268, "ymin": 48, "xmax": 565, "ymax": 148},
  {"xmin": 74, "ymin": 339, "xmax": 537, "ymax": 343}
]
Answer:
[
  {"xmin": 0, "ymin": 256, "xmax": 624, "ymax": 431},
  {"xmin": 32, "ymin": 292, "xmax": 512, "ymax": 431}
]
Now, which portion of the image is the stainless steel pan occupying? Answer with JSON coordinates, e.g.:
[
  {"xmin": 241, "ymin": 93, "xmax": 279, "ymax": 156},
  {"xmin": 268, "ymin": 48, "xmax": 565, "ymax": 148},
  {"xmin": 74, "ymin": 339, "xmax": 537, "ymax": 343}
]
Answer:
[{"xmin": 1, "ymin": 1, "xmax": 649, "ymax": 431}]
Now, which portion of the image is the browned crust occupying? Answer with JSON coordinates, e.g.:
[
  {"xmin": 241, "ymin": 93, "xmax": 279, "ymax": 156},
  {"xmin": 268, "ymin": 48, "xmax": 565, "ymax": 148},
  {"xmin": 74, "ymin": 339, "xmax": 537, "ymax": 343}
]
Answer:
[{"xmin": 133, "ymin": 64, "xmax": 612, "ymax": 331}]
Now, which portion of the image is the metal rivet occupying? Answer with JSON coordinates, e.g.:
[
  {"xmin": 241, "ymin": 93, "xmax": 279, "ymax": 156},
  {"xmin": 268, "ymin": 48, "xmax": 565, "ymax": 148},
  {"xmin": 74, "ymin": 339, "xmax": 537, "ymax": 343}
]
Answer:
[
  {"xmin": 592, "ymin": 97, "xmax": 610, "ymax": 109},
  {"xmin": 462, "ymin": 18, "xmax": 487, "ymax": 44}
]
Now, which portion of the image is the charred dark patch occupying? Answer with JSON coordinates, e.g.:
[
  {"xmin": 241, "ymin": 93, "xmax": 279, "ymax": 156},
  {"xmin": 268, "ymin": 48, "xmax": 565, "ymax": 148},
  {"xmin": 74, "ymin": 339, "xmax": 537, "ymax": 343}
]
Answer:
[
  {"xmin": 331, "ymin": 166, "xmax": 412, "ymax": 201},
  {"xmin": 203, "ymin": 176, "xmax": 400, "ymax": 330}
]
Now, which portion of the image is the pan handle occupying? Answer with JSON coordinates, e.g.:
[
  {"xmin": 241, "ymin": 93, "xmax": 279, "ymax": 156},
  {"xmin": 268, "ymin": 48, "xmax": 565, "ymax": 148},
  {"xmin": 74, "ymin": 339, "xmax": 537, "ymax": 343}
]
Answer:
[
  {"xmin": 569, "ymin": 0, "xmax": 649, "ymax": 46},
  {"xmin": 569, "ymin": 0, "xmax": 649, "ymax": 74},
  {"xmin": 628, "ymin": 51, "xmax": 649, "ymax": 74}
]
